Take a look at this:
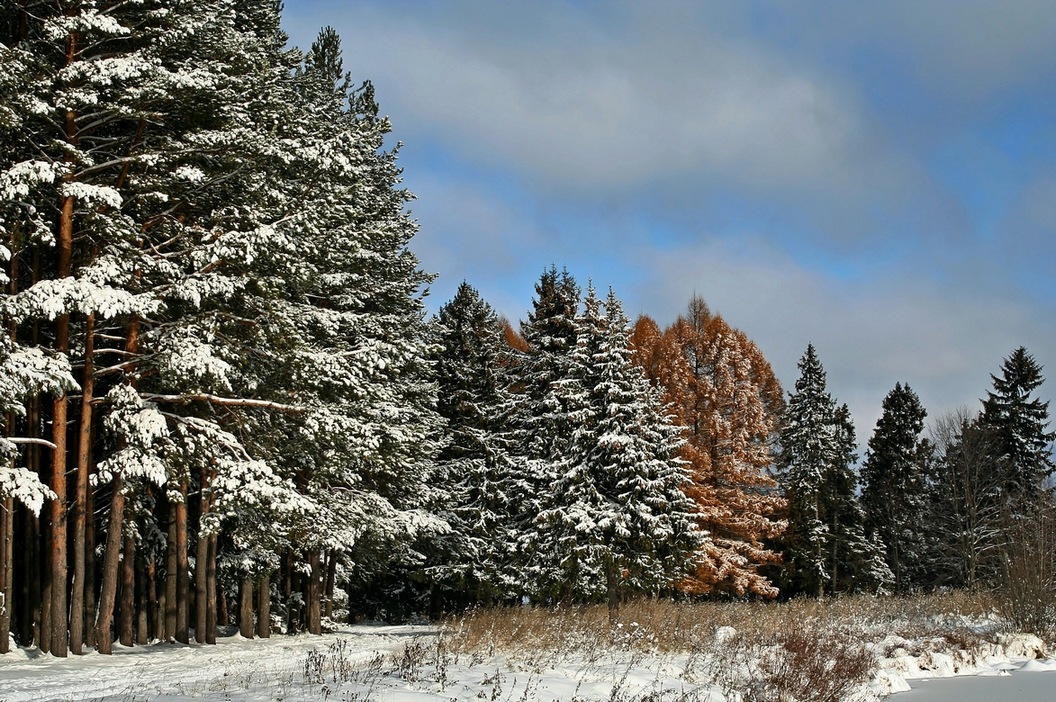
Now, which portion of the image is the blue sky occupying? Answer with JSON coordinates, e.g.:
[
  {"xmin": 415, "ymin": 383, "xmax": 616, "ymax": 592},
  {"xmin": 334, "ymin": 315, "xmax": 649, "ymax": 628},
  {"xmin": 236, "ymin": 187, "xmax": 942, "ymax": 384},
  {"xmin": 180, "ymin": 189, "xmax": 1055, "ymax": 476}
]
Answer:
[{"xmin": 281, "ymin": 0, "xmax": 1056, "ymax": 440}]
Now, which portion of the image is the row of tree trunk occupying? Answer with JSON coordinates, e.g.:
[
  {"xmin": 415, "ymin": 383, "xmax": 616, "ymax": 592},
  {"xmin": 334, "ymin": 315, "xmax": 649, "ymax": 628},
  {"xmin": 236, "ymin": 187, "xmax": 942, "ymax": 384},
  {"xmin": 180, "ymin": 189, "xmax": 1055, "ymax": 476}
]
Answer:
[{"xmin": 0, "ymin": 473, "xmax": 338, "ymax": 655}]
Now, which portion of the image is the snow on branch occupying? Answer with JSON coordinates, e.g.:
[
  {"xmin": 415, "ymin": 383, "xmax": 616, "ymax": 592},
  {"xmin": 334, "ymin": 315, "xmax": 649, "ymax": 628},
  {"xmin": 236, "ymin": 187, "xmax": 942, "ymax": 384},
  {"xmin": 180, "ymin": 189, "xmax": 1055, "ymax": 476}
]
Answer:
[
  {"xmin": 0, "ymin": 464, "xmax": 56, "ymax": 516},
  {"xmin": 141, "ymin": 393, "xmax": 303, "ymax": 413}
]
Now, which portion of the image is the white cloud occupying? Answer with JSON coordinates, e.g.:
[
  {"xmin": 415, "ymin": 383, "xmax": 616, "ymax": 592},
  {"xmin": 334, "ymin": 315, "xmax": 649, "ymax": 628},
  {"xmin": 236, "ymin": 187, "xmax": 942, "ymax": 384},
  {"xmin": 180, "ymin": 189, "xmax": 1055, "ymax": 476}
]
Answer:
[
  {"xmin": 632, "ymin": 236, "xmax": 1055, "ymax": 440},
  {"xmin": 297, "ymin": 1, "xmax": 917, "ymax": 205}
]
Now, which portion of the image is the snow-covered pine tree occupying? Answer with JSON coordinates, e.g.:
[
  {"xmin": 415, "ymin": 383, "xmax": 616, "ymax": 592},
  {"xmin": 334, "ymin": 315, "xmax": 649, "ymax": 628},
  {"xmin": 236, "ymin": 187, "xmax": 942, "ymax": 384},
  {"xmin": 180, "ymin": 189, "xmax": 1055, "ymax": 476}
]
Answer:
[
  {"xmin": 423, "ymin": 282, "xmax": 516, "ymax": 608},
  {"xmin": 1, "ymin": 1, "xmax": 438, "ymax": 650},
  {"xmin": 187, "ymin": 21, "xmax": 441, "ymax": 631},
  {"xmin": 980, "ymin": 347, "xmax": 1055, "ymax": 511},
  {"xmin": 860, "ymin": 383, "xmax": 931, "ymax": 593},
  {"xmin": 503, "ymin": 266, "xmax": 581, "ymax": 599},
  {"xmin": 825, "ymin": 405, "xmax": 892, "ymax": 594},
  {"xmin": 0, "ymin": 0, "xmax": 227, "ymax": 654},
  {"xmin": 533, "ymin": 286, "xmax": 699, "ymax": 612},
  {"xmin": 777, "ymin": 345, "xmax": 887, "ymax": 596}
]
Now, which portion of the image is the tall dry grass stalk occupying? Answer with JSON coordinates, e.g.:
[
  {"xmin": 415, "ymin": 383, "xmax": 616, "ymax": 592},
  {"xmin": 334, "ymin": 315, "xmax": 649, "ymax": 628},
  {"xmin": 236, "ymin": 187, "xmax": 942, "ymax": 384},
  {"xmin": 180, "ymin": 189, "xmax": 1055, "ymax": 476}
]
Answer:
[{"xmin": 443, "ymin": 590, "xmax": 998, "ymax": 659}]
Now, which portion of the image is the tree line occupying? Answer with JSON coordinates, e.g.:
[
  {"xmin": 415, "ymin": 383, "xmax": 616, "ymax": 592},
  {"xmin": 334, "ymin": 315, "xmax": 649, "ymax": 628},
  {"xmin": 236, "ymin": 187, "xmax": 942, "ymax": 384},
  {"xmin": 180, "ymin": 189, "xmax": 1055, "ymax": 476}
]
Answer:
[{"xmin": 2, "ymin": 1, "xmax": 1054, "ymax": 657}]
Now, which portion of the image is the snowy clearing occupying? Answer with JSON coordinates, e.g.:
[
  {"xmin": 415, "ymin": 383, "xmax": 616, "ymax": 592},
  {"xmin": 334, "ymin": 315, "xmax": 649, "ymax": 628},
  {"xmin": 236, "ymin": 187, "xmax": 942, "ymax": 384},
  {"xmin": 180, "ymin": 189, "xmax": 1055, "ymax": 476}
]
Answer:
[{"xmin": 0, "ymin": 618, "xmax": 1052, "ymax": 702}]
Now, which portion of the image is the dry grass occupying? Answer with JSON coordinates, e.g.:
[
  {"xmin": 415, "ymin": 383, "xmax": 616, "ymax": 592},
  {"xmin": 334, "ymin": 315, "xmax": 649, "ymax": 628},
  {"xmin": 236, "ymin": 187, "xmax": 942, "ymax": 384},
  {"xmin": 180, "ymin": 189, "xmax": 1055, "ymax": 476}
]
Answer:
[
  {"xmin": 287, "ymin": 591, "xmax": 1009, "ymax": 702},
  {"xmin": 442, "ymin": 589, "xmax": 999, "ymax": 659},
  {"xmin": 428, "ymin": 591, "xmax": 1004, "ymax": 701}
]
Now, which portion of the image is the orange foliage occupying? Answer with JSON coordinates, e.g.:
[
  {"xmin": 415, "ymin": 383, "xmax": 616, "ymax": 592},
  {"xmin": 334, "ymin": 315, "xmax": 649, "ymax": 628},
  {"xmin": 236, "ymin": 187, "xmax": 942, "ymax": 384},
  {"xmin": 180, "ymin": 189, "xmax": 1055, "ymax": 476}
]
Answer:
[
  {"xmin": 499, "ymin": 315, "xmax": 530, "ymax": 353},
  {"xmin": 634, "ymin": 298, "xmax": 786, "ymax": 598}
]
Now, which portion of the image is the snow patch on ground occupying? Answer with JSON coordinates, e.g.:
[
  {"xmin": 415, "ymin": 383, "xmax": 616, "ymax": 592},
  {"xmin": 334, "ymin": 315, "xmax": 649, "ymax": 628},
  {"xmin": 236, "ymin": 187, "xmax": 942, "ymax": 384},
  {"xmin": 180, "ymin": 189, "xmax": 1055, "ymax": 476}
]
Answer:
[{"xmin": 0, "ymin": 625, "xmax": 1051, "ymax": 701}]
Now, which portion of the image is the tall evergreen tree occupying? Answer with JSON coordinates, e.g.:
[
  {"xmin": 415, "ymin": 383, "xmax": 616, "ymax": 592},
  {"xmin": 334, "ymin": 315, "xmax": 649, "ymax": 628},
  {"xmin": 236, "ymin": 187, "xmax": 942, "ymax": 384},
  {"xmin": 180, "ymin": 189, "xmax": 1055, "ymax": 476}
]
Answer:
[
  {"xmin": 1, "ymin": 2, "xmax": 438, "ymax": 649},
  {"xmin": 860, "ymin": 383, "xmax": 931, "ymax": 593},
  {"xmin": 778, "ymin": 345, "xmax": 888, "ymax": 596},
  {"xmin": 980, "ymin": 347, "xmax": 1055, "ymax": 510},
  {"xmin": 424, "ymin": 282, "xmax": 515, "ymax": 606},
  {"xmin": 819, "ymin": 405, "xmax": 891, "ymax": 594},
  {"xmin": 926, "ymin": 409, "xmax": 1005, "ymax": 589},
  {"xmin": 533, "ymin": 286, "xmax": 700, "ymax": 611},
  {"xmin": 503, "ymin": 266, "xmax": 581, "ymax": 598}
]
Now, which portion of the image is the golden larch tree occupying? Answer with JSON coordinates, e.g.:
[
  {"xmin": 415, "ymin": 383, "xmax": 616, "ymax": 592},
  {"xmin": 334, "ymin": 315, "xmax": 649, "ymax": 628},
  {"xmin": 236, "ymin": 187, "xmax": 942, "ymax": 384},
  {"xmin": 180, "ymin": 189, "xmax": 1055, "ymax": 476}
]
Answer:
[{"xmin": 631, "ymin": 298, "xmax": 786, "ymax": 597}]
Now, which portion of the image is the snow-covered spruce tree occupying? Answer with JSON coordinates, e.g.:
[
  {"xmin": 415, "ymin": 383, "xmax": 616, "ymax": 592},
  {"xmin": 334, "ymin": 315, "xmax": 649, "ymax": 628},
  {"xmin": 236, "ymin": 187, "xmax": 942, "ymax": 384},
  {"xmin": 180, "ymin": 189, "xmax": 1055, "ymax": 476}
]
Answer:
[
  {"xmin": 980, "ymin": 347, "xmax": 1055, "ymax": 512},
  {"xmin": 420, "ymin": 282, "xmax": 517, "ymax": 610},
  {"xmin": 532, "ymin": 286, "xmax": 700, "ymax": 612},
  {"xmin": 777, "ymin": 345, "xmax": 888, "ymax": 596},
  {"xmin": 503, "ymin": 266, "xmax": 581, "ymax": 599},
  {"xmin": 630, "ymin": 299, "xmax": 786, "ymax": 598},
  {"xmin": 926, "ymin": 409, "xmax": 1005, "ymax": 589},
  {"xmin": 860, "ymin": 383, "xmax": 931, "ymax": 593},
  {"xmin": 825, "ymin": 404, "xmax": 891, "ymax": 594}
]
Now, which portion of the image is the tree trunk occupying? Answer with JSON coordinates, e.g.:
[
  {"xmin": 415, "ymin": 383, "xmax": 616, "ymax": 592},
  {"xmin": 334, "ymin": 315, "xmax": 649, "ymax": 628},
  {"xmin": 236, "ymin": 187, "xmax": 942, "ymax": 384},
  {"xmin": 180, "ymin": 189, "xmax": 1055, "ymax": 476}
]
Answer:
[
  {"xmin": 323, "ymin": 552, "xmax": 337, "ymax": 621},
  {"xmin": 0, "ymin": 496, "xmax": 12, "ymax": 654},
  {"xmin": 22, "ymin": 506, "xmax": 41, "ymax": 649},
  {"xmin": 119, "ymin": 536, "xmax": 135, "ymax": 647},
  {"xmin": 46, "ymin": 24, "xmax": 81, "ymax": 661},
  {"xmin": 205, "ymin": 533, "xmax": 216, "ymax": 644},
  {"xmin": 307, "ymin": 548, "xmax": 321, "ymax": 635},
  {"xmin": 194, "ymin": 529, "xmax": 207, "ymax": 643},
  {"xmin": 69, "ymin": 314, "xmax": 94, "ymax": 654},
  {"xmin": 135, "ymin": 546, "xmax": 149, "ymax": 643},
  {"xmin": 256, "ymin": 574, "xmax": 270, "ymax": 638},
  {"xmin": 83, "ymin": 471, "xmax": 96, "ymax": 649},
  {"xmin": 283, "ymin": 549, "xmax": 299, "ymax": 634},
  {"xmin": 95, "ymin": 476, "xmax": 125, "ymax": 654},
  {"xmin": 194, "ymin": 469, "xmax": 212, "ymax": 644},
  {"xmin": 147, "ymin": 558, "xmax": 158, "ymax": 643},
  {"xmin": 174, "ymin": 480, "xmax": 189, "ymax": 644},
  {"xmin": 164, "ymin": 503, "xmax": 176, "ymax": 642},
  {"xmin": 239, "ymin": 577, "xmax": 254, "ymax": 639}
]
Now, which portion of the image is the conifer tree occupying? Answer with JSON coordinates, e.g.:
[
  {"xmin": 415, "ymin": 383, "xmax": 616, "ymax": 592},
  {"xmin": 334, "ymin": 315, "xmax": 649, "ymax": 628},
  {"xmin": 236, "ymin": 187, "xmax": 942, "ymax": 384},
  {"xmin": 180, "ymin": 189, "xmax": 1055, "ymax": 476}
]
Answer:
[
  {"xmin": 1, "ymin": 2, "xmax": 437, "ymax": 649},
  {"xmin": 632, "ymin": 300, "xmax": 785, "ymax": 597},
  {"xmin": 778, "ymin": 345, "xmax": 887, "ymax": 596},
  {"xmin": 424, "ymin": 282, "xmax": 516, "ymax": 606},
  {"xmin": 860, "ymin": 383, "xmax": 931, "ymax": 593},
  {"xmin": 533, "ymin": 286, "xmax": 699, "ymax": 611},
  {"xmin": 503, "ymin": 266, "xmax": 580, "ymax": 597},
  {"xmin": 926, "ymin": 409, "xmax": 1005, "ymax": 589},
  {"xmin": 980, "ymin": 347, "xmax": 1055, "ymax": 511}
]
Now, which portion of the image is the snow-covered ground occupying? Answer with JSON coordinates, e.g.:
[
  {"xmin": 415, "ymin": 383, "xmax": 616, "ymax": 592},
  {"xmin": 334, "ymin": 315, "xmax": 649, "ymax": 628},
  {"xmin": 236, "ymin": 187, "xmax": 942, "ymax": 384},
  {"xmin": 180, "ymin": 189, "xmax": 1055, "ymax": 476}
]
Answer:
[{"xmin": 0, "ymin": 623, "xmax": 1052, "ymax": 701}]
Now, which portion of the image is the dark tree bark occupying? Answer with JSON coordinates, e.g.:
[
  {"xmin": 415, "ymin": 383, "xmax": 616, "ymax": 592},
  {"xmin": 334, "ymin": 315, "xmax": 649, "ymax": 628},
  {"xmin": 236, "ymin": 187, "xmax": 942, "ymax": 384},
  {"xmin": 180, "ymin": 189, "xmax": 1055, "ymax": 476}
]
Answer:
[
  {"xmin": 205, "ymin": 533, "xmax": 216, "ymax": 644},
  {"xmin": 174, "ymin": 480, "xmax": 189, "ymax": 644},
  {"xmin": 69, "ymin": 313, "xmax": 95, "ymax": 654},
  {"xmin": 256, "ymin": 574, "xmax": 270, "ymax": 638},
  {"xmin": 194, "ymin": 529, "xmax": 207, "ymax": 643},
  {"xmin": 163, "ymin": 502, "xmax": 176, "ymax": 641},
  {"xmin": 83, "ymin": 478, "xmax": 96, "ymax": 649},
  {"xmin": 307, "ymin": 548, "xmax": 321, "ymax": 635},
  {"xmin": 135, "ymin": 546, "xmax": 149, "ymax": 643},
  {"xmin": 239, "ymin": 576, "xmax": 254, "ymax": 639},
  {"xmin": 283, "ymin": 549, "xmax": 299, "ymax": 634},
  {"xmin": 121, "ymin": 539, "xmax": 137, "ymax": 641}
]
